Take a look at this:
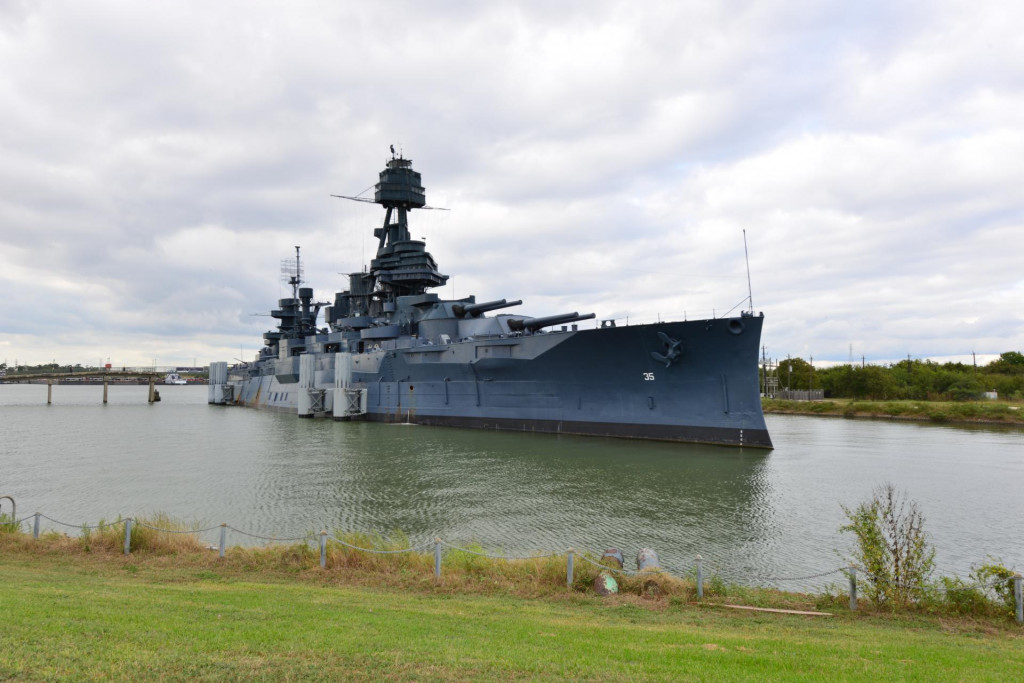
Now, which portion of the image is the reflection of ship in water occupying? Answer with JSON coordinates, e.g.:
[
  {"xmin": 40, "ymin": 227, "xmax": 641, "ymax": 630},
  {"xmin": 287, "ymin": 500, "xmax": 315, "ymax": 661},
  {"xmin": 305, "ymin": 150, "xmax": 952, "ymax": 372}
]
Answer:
[
  {"xmin": 211, "ymin": 152, "xmax": 771, "ymax": 448},
  {"xmin": 251, "ymin": 421, "xmax": 775, "ymax": 578}
]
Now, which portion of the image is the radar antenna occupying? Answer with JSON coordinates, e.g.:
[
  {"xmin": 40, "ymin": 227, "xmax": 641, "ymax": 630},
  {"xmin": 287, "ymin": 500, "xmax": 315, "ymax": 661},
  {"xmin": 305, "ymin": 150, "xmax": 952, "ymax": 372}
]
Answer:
[{"xmin": 281, "ymin": 246, "xmax": 303, "ymax": 300}]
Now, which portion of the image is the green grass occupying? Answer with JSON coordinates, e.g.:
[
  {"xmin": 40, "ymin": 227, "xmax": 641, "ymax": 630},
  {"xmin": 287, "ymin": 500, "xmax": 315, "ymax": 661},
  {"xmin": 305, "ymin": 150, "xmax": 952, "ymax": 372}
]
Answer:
[
  {"xmin": 1, "ymin": 538, "xmax": 1022, "ymax": 681},
  {"xmin": 763, "ymin": 398, "xmax": 1024, "ymax": 425}
]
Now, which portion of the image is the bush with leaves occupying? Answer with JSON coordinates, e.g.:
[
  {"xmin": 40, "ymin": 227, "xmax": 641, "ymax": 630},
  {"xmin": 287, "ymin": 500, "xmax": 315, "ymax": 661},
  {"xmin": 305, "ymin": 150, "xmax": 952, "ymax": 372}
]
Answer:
[
  {"xmin": 970, "ymin": 560, "xmax": 1018, "ymax": 616},
  {"xmin": 841, "ymin": 483, "xmax": 935, "ymax": 606}
]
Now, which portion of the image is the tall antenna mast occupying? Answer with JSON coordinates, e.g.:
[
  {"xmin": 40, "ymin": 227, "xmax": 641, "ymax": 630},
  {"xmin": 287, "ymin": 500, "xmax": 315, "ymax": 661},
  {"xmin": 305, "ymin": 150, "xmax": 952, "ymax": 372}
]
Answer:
[
  {"xmin": 743, "ymin": 229, "xmax": 754, "ymax": 313},
  {"xmin": 281, "ymin": 245, "xmax": 303, "ymax": 300}
]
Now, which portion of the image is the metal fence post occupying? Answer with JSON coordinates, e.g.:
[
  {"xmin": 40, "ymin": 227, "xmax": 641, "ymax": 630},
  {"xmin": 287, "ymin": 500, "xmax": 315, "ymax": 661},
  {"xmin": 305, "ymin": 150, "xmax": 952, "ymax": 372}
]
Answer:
[
  {"xmin": 696, "ymin": 555, "xmax": 704, "ymax": 599},
  {"xmin": 219, "ymin": 523, "xmax": 227, "ymax": 558},
  {"xmin": 1015, "ymin": 574, "xmax": 1022, "ymax": 625},
  {"xmin": 123, "ymin": 518, "xmax": 132, "ymax": 555},
  {"xmin": 434, "ymin": 538, "xmax": 442, "ymax": 578},
  {"xmin": 320, "ymin": 530, "xmax": 327, "ymax": 569},
  {"xmin": 849, "ymin": 566, "xmax": 858, "ymax": 611},
  {"xmin": 566, "ymin": 549, "xmax": 575, "ymax": 589},
  {"xmin": 33, "ymin": 512, "xmax": 40, "ymax": 540}
]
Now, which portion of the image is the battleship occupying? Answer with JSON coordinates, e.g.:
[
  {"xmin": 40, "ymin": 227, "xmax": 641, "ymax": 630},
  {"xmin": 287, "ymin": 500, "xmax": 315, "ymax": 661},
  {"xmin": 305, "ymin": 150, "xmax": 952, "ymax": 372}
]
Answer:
[{"xmin": 209, "ymin": 152, "xmax": 772, "ymax": 448}]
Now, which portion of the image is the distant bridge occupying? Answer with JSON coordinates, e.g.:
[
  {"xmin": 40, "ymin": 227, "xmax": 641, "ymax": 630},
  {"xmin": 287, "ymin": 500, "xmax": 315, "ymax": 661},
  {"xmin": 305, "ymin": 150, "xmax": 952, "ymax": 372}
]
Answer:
[{"xmin": 1, "ymin": 370, "xmax": 167, "ymax": 404}]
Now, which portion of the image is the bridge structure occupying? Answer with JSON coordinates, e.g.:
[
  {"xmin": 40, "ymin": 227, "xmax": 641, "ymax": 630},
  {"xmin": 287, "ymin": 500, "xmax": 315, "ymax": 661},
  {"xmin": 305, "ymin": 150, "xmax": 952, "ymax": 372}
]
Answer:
[{"xmin": 1, "ymin": 370, "xmax": 166, "ymax": 404}]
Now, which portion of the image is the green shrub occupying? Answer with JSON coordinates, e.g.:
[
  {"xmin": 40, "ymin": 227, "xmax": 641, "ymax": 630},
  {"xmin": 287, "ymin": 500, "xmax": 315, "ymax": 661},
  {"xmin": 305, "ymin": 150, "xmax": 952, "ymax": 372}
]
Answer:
[
  {"xmin": 841, "ymin": 484, "xmax": 935, "ymax": 607},
  {"xmin": 937, "ymin": 577, "xmax": 989, "ymax": 615},
  {"xmin": 971, "ymin": 561, "xmax": 1018, "ymax": 617}
]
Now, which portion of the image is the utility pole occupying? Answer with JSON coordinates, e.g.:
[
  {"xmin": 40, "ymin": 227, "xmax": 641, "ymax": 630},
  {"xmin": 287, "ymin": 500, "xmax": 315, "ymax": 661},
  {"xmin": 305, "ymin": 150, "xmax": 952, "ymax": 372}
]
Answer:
[{"xmin": 762, "ymin": 345, "xmax": 767, "ymax": 395}]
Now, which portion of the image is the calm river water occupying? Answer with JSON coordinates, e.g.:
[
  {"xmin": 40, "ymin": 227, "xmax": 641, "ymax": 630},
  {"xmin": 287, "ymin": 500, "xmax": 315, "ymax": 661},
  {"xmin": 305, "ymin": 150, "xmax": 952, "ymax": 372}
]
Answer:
[{"xmin": 2, "ymin": 383, "xmax": 1021, "ymax": 588}]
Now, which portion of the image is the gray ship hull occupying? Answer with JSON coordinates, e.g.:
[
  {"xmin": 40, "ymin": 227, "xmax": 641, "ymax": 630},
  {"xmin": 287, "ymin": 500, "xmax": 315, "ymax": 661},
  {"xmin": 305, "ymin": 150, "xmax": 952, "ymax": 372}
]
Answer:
[{"xmin": 223, "ymin": 315, "xmax": 771, "ymax": 448}]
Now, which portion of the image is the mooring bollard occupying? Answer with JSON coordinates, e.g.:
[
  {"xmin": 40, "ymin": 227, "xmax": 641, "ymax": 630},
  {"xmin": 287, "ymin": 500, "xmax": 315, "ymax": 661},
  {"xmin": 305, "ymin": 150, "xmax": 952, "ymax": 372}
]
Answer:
[
  {"xmin": 1015, "ymin": 574, "xmax": 1023, "ymax": 625},
  {"xmin": 434, "ymin": 538, "xmax": 442, "ymax": 578},
  {"xmin": 33, "ymin": 512, "xmax": 41, "ymax": 540},
  {"xmin": 696, "ymin": 555, "xmax": 704, "ymax": 599},
  {"xmin": 123, "ymin": 518, "xmax": 132, "ymax": 555},
  {"xmin": 567, "ymin": 549, "xmax": 575, "ymax": 588},
  {"xmin": 320, "ymin": 531, "xmax": 327, "ymax": 568},
  {"xmin": 849, "ymin": 566, "xmax": 858, "ymax": 611},
  {"xmin": 219, "ymin": 523, "xmax": 227, "ymax": 559}
]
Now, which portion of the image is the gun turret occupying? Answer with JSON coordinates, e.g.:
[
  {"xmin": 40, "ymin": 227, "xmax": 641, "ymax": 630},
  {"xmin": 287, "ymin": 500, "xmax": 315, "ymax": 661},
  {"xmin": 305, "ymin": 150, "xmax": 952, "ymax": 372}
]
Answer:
[
  {"xmin": 453, "ymin": 299, "xmax": 523, "ymax": 318},
  {"xmin": 507, "ymin": 312, "xmax": 596, "ymax": 332}
]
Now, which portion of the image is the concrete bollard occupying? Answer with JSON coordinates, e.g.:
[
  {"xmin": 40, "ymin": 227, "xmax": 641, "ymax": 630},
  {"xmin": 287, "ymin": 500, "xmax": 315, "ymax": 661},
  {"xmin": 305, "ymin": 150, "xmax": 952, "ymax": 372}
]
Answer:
[
  {"xmin": 1015, "ymin": 574, "xmax": 1022, "ymax": 625},
  {"xmin": 320, "ymin": 531, "xmax": 327, "ymax": 568},
  {"xmin": 219, "ymin": 524, "xmax": 227, "ymax": 559},
  {"xmin": 434, "ymin": 538, "xmax": 442, "ymax": 578},
  {"xmin": 123, "ymin": 518, "xmax": 132, "ymax": 555},
  {"xmin": 594, "ymin": 571, "xmax": 618, "ymax": 596},
  {"xmin": 567, "ymin": 549, "xmax": 575, "ymax": 588},
  {"xmin": 33, "ymin": 512, "xmax": 40, "ymax": 540},
  {"xmin": 849, "ymin": 566, "xmax": 858, "ymax": 611},
  {"xmin": 636, "ymin": 548, "xmax": 660, "ymax": 571},
  {"xmin": 696, "ymin": 555, "xmax": 704, "ymax": 599},
  {"xmin": 601, "ymin": 548, "xmax": 624, "ymax": 569}
]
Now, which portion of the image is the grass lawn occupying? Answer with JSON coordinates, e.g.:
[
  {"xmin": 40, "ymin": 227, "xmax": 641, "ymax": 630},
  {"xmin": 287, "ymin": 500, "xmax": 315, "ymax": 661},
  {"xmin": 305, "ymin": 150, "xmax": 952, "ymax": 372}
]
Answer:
[{"xmin": 1, "ymin": 546, "xmax": 1021, "ymax": 681}]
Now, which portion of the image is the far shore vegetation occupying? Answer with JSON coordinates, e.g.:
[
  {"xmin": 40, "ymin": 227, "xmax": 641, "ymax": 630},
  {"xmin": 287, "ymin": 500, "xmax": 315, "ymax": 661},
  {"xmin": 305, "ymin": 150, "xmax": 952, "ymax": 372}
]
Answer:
[
  {"xmin": 762, "ymin": 397, "xmax": 1024, "ymax": 425},
  {"xmin": 763, "ymin": 350, "xmax": 1024, "ymax": 424}
]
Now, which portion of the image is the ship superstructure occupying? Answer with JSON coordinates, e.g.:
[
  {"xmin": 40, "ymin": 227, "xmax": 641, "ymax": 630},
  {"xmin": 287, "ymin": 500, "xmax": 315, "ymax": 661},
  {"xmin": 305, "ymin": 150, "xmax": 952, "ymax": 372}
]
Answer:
[{"xmin": 209, "ymin": 153, "xmax": 772, "ymax": 448}]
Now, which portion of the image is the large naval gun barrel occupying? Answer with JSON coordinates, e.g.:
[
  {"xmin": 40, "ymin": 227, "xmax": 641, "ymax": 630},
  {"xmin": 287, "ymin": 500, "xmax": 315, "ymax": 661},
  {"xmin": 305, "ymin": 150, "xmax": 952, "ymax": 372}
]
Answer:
[
  {"xmin": 453, "ymin": 299, "xmax": 523, "ymax": 318},
  {"xmin": 507, "ymin": 312, "xmax": 596, "ymax": 332}
]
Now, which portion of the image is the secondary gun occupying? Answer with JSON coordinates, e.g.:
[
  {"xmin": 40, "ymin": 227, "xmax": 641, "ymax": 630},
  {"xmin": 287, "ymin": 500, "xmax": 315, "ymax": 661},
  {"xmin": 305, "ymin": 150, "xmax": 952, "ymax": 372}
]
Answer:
[
  {"xmin": 507, "ymin": 312, "xmax": 596, "ymax": 332},
  {"xmin": 453, "ymin": 299, "xmax": 523, "ymax": 318}
]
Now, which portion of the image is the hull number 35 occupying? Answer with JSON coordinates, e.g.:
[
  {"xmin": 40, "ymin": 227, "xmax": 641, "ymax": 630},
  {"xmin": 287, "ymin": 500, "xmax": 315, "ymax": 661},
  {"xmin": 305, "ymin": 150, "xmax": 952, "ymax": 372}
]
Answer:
[{"xmin": 643, "ymin": 372, "xmax": 655, "ymax": 381}]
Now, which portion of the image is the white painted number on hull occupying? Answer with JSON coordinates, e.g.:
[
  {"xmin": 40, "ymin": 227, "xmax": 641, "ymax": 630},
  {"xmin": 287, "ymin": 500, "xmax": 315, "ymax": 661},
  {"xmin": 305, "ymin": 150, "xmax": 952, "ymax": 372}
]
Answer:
[{"xmin": 643, "ymin": 372, "xmax": 655, "ymax": 381}]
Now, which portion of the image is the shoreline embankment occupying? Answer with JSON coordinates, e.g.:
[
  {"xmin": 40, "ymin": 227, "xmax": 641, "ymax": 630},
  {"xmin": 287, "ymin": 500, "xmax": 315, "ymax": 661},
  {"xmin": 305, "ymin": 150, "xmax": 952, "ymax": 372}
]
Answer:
[{"xmin": 762, "ymin": 398, "xmax": 1024, "ymax": 427}]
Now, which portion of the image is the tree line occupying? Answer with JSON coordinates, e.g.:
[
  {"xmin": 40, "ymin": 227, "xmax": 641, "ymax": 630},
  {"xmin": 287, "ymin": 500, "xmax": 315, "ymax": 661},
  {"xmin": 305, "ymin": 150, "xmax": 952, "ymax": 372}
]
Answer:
[
  {"xmin": 771, "ymin": 351, "xmax": 1024, "ymax": 401},
  {"xmin": 1, "ymin": 362, "xmax": 94, "ymax": 375}
]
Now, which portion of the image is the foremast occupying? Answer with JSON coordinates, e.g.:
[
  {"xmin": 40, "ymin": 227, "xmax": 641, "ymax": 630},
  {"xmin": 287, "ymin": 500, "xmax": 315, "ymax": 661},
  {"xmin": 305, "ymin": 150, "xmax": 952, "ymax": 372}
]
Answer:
[{"xmin": 329, "ymin": 151, "xmax": 449, "ymax": 323}]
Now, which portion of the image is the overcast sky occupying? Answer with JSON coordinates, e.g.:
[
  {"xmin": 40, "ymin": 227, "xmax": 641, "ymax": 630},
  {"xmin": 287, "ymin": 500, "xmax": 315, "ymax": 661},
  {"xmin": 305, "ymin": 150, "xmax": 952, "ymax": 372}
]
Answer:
[{"xmin": 1, "ymin": 0, "xmax": 1021, "ymax": 368}]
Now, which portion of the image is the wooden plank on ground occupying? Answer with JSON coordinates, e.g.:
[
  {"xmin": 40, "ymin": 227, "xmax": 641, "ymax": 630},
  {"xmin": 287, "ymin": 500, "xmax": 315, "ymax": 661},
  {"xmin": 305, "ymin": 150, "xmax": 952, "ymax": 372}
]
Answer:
[{"xmin": 722, "ymin": 604, "xmax": 833, "ymax": 617}]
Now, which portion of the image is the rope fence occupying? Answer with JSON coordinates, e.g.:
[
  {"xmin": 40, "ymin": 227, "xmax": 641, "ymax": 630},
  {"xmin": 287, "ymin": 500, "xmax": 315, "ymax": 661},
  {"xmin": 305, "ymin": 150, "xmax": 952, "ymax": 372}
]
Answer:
[{"xmin": 4, "ymin": 509, "xmax": 1022, "ymax": 623}]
